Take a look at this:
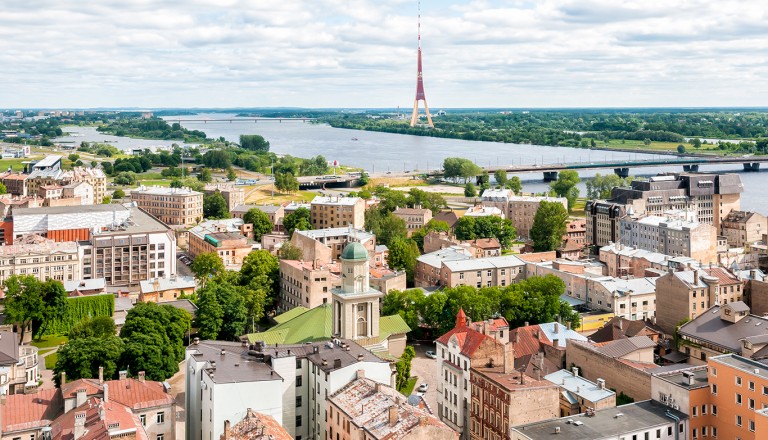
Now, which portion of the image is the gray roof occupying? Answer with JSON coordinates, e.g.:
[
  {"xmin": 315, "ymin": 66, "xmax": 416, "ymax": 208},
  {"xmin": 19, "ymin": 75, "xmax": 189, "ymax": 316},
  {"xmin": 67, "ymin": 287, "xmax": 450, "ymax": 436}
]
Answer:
[
  {"xmin": 0, "ymin": 330, "xmax": 19, "ymax": 366},
  {"xmin": 159, "ymin": 299, "xmax": 198, "ymax": 314},
  {"xmin": 710, "ymin": 354, "xmax": 768, "ymax": 380},
  {"xmin": 63, "ymin": 278, "xmax": 106, "ymax": 292},
  {"xmin": 442, "ymin": 255, "xmax": 525, "ymax": 272},
  {"xmin": 538, "ymin": 322, "xmax": 588, "ymax": 348},
  {"xmin": 512, "ymin": 400, "xmax": 688, "ymax": 440},
  {"xmin": 139, "ymin": 276, "xmax": 196, "ymax": 293},
  {"xmin": 416, "ymin": 246, "xmax": 473, "ymax": 269},
  {"xmin": 544, "ymin": 370, "xmax": 615, "ymax": 403},
  {"xmin": 188, "ymin": 341, "xmax": 283, "ymax": 385},
  {"xmin": 594, "ymin": 336, "xmax": 656, "ymax": 358},
  {"xmin": 652, "ymin": 366, "xmax": 709, "ymax": 390},
  {"xmin": 678, "ymin": 306, "xmax": 768, "ymax": 354},
  {"xmin": 232, "ymin": 204, "xmax": 283, "ymax": 214},
  {"xmin": 728, "ymin": 301, "xmax": 750, "ymax": 313}
]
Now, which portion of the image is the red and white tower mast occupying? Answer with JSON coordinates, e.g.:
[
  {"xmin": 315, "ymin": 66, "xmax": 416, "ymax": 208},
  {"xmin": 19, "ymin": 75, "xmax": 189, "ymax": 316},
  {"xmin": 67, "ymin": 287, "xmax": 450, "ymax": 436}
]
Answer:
[{"xmin": 410, "ymin": 1, "xmax": 434, "ymax": 128}]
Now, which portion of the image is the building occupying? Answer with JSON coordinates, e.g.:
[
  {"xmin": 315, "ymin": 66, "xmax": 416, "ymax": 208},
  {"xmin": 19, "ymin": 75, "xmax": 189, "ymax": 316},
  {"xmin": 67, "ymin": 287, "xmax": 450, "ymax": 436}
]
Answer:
[
  {"xmin": 185, "ymin": 338, "xmax": 393, "ymax": 440},
  {"xmin": 564, "ymin": 218, "xmax": 587, "ymax": 247},
  {"xmin": 291, "ymin": 227, "xmax": 375, "ymax": 263},
  {"xmin": 655, "ymin": 267, "xmax": 743, "ymax": 335},
  {"xmin": 464, "ymin": 204, "xmax": 504, "ymax": 219},
  {"xmin": 721, "ymin": 210, "xmax": 767, "ymax": 248},
  {"xmin": 220, "ymin": 409, "xmax": 292, "ymax": 440},
  {"xmin": 130, "ymin": 186, "xmax": 203, "ymax": 226},
  {"xmin": 464, "ymin": 238, "xmax": 502, "ymax": 258},
  {"xmin": 25, "ymin": 165, "xmax": 106, "ymax": 205},
  {"xmin": 310, "ymin": 196, "xmax": 365, "ymax": 229},
  {"xmin": 435, "ymin": 309, "xmax": 507, "ymax": 438},
  {"xmin": 0, "ymin": 330, "xmax": 39, "ymax": 395},
  {"xmin": 566, "ymin": 337, "xmax": 658, "ymax": 401},
  {"xmin": 510, "ymin": 322, "xmax": 588, "ymax": 371},
  {"xmin": 204, "ymin": 183, "xmax": 245, "ymax": 211},
  {"xmin": 706, "ymin": 354, "xmax": 768, "ymax": 439},
  {"xmin": 433, "ymin": 210, "xmax": 460, "ymax": 231},
  {"xmin": 188, "ymin": 219, "xmax": 253, "ymax": 270},
  {"xmin": 619, "ymin": 215, "xmax": 718, "ymax": 263},
  {"xmin": 392, "ymin": 207, "xmax": 433, "ymax": 236},
  {"xmin": 543, "ymin": 369, "xmax": 616, "ymax": 417},
  {"xmin": 0, "ymin": 388, "xmax": 59, "ymax": 440},
  {"xmin": 480, "ymin": 190, "xmax": 569, "ymax": 238},
  {"xmin": 510, "ymin": 400, "xmax": 689, "ymax": 440},
  {"xmin": 599, "ymin": 243, "xmax": 699, "ymax": 278},
  {"xmin": 327, "ymin": 373, "xmax": 456, "ymax": 440},
  {"xmin": 588, "ymin": 316, "xmax": 662, "ymax": 344},
  {"xmin": 138, "ymin": 275, "xmax": 197, "ymax": 303},
  {"xmin": 414, "ymin": 246, "xmax": 473, "ymax": 288},
  {"xmin": 651, "ymin": 365, "xmax": 710, "ymax": 440},
  {"xmin": 231, "ymin": 204, "xmax": 285, "ymax": 232},
  {"xmin": 439, "ymin": 255, "xmax": 526, "ymax": 288},
  {"xmin": 279, "ymin": 259, "xmax": 339, "ymax": 310},
  {"xmin": 0, "ymin": 171, "xmax": 28, "ymax": 196},
  {"xmin": 0, "ymin": 234, "xmax": 80, "ymax": 283},
  {"xmin": 587, "ymin": 173, "xmax": 743, "ymax": 247}
]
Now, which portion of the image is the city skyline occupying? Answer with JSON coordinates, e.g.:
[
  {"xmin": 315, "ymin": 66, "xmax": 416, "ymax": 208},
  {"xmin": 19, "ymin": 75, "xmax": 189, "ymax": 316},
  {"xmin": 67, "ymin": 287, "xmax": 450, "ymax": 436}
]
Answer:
[{"xmin": 2, "ymin": 0, "xmax": 767, "ymax": 108}]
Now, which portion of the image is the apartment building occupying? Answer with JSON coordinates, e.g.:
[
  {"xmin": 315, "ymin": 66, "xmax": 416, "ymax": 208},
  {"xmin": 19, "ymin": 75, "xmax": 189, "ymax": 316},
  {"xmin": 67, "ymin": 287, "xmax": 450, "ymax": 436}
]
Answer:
[
  {"xmin": 564, "ymin": 218, "xmax": 587, "ymax": 247},
  {"xmin": 327, "ymin": 374, "xmax": 456, "ymax": 440},
  {"xmin": 619, "ymin": 215, "xmax": 718, "ymax": 263},
  {"xmin": 651, "ymin": 365, "xmax": 711, "ymax": 440},
  {"xmin": 185, "ymin": 338, "xmax": 392, "ymax": 440},
  {"xmin": 436, "ymin": 309, "xmax": 506, "ymax": 438},
  {"xmin": 392, "ymin": 206, "xmax": 432, "ymax": 235},
  {"xmin": 414, "ymin": 245, "xmax": 474, "ymax": 288},
  {"xmin": 0, "ymin": 330, "xmax": 39, "ymax": 395},
  {"xmin": 310, "ymin": 196, "xmax": 365, "ymax": 229},
  {"xmin": 510, "ymin": 322, "xmax": 588, "ymax": 371},
  {"xmin": 480, "ymin": 189, "xmax": 568, "ymax": 238},
  {"xmin": 138, "ymin": 275, "xmax": 197, "ymax": 303},
  {"xmin": 291, "ymin": 227, "xmax": 375, "ymax": 263},
  {"xmin": 586, "ymin": 173, "xmax": 743, "ymax": 246},
  {"xmin": 0, "ymin": 234, "xmax": 79, "ymax": 283},
  {"xmin": 439, "ymin": 255, "xmax": 526, "ymax": 288},
  {"xmin": 543, "ymin": 369, "xmax": 616, "ymax": 417},
  {"xmin": 188, "ymin": 219, "xmax": 253, "ymax": 270},
  {"xmin": 721, "ymin": 210, "xmax": 767, "ymax": 248},
  {"xmin": 279, "ymin": 259, "xmax": 338, "ymax": 310},
  {"xmin": 707, "ymin": 354, "xmax": 768, "ymax": 440},
  {"xmin": 231, "ymin": 204, "xmax": 285, "ymax": 232},
  {"xmin": 25, "ymin": 165, "xmax": 107, "ymax": 204},
  {"xmin": 203, "ymin": 183, "xmax": 245, "ymax": 211},
  {"xmin": 0, "ymin": 171, "xmax": 28, "ymax": 196},
  {"xmin": 131, "ymin": 186, "xmax": 204, "ymax": 226},
  {"xmin": 655, "ymin": 267, "xmax": 743, "ymax": 335},
  {"xmin": 469, "ymin": 348, "xmax": 560, "ymax": 440},
  {"xmin": 599, "ymin": 243, "xmax": 698, "ymax": 278}
]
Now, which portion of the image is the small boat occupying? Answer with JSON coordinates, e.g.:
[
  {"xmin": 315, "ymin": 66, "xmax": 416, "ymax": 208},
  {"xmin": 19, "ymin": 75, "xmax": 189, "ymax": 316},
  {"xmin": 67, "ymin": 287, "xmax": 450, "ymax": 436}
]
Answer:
[{"xmin": 351, "ymin": 137, "xmax": 358, "ymax": 141}]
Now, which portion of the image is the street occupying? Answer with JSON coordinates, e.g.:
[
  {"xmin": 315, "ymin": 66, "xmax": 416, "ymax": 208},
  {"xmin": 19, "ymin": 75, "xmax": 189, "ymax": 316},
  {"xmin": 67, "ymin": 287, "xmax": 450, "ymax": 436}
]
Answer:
[{"xmin": 408, "ymin": 342, "xmax": 438, "ymax": 413}]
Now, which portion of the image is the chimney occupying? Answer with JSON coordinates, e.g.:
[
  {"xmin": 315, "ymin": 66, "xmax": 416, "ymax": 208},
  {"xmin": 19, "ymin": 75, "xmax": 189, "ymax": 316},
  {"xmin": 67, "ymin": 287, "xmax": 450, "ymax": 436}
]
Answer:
[
  {"xmin": 357, "ymin": 369, "xmax": 365, "ymax": 380},
  {"xmin": 223, "ymin": 420, "xmax": 230, "ymax": 440},
  {"xmin": 103, "ymin": 383, "xmax": 109, "ymax": 402},
  {"xmin": 98, "ymin": 366, "xmax": 104, "ymax": 384},
  {"xmin": 334, "ymin": 359, "xmax": 342, "ymax": 369},
  {"xmin": 597, "ymin": 378, "xmax": 605, "ymax": 390},
  {"xmin": 618, "ymin": 320, "xmax": 623, "ymax": 330},
  {"xmin": 503, "ymin": 342, "xmax": 515, "ymax": 374},
  {"xmin": 388, "ymin": 406, "xmax": 398, "ymax": 426},
  {"xmin": 138, "ymin": 371, "xmax": 145, "ymax": 383},
  {"xmin": 193, "ymin": 337, "xmax": 200, "ymax": 345},
  {"xmin": 751, "ymin": 269, "xmax": 757, "ymax": 280},
  {"xmin": 76, "ymin": 388, "xmax": 87, "ymax": 407},
  {"xmin": 572, "ymin": 367, "xmax": 579, "ymax": 377},
  {"xmin": 375, "ymin": 383, "xmax": 382, "ymax": 393},
  {"xmin": 119, "ymin": 370, "xmax": 127, "ymax": 380},
  {"xmin": 693, "ymin": 270, "xmax": 699, "ymax": 285},
  {"xmin": 74, "ymin": 411, "xmax": 87, "ymax": 440},
  {"xmin": 554, "ymin": 323, "xmax": 559, "ymax": 334},
  {"xmin": 61, "ymin": 372, "xmax": 66, "ymax": 386}
]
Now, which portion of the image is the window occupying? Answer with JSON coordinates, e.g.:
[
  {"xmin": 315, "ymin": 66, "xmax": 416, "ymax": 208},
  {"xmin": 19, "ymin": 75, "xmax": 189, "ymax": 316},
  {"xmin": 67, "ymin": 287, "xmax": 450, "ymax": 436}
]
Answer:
[
  {"xmin": 296, "ymin": 415, "xmax": 302, "ymax": 427},
  {"xmin": 692, "ymin": 428, "xmax": 697, "ymax": 439},
  {"xmin": 749, "ymin": 398, "xmax": 755, "ymax": 410},
  {"xmin": 750, "ymin": 420, "xmax": 756, "ymax": 432},
  {"xmin": 140, "ymin": 415, "xmax": 146, "ymax": 426},
  {"xmin": 736, "ymin": 393, "xmax": 742, "ymax": 405},
  {"xmin": 736, "ymin": 415, "xmax": 742, "ymax": 426},
  {"xmin": 296, "ymin": 396, "xmax": 302, "ymax": 407},
  {"xmin": 157, "ymin": 435, "xmax": 164, "ymax": 440},
  {"xmin": 749, "ymin": 381, "xmax": 755, "ymax": 391},
  {"xmin": 736, "ymin": 376, "xmax": 742, "ymax": 386},
  {"xmin": 296, "ymin": 375, "xmax": 303, "ymax": 387},
  {"xmin": 711, "ymin": 384, "xmax": 717, "ymax": 394},
  {"xmin": 157, "ymin": 412, "xmax": 165, "ymax": 424},
  {"xmin": 711, "ymin": 367, "xmax": 717, "ymax": 376},
  {"xmin": 711, "ymin": 427, "xmax": 717, "ymax": 437},
  {"xmin": 656, "ymin": 429, "xmax": 661, "ymax": 439},
  {"xmin": 711, "ymin": 404, "xmax": 717, "ymax": 415},
  {"xmin": 702, "ymin": 405, "xmax": 707, "ymax": 415}
]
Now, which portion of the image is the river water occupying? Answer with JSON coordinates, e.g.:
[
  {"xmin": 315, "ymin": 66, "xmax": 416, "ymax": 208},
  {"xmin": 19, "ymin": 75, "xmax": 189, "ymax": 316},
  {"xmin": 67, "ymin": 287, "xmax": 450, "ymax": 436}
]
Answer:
[{"xmin": 56, "ymin": 113, "xmax": 767, "ymax": 211}]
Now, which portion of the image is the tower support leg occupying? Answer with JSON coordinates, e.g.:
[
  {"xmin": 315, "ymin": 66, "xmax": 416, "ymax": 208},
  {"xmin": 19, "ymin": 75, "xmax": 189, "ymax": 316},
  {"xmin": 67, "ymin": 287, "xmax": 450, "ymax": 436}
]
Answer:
[{"xmin": 613, "ymin": 168, "xmax": 629, "ymax": 178}]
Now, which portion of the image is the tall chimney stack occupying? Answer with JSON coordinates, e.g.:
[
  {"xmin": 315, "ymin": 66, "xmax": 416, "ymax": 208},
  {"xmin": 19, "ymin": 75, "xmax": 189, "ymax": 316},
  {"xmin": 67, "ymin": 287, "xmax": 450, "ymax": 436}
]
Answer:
[{"xmin": 98, "ymin": 366, "xmax": 104, "ymax": 384}]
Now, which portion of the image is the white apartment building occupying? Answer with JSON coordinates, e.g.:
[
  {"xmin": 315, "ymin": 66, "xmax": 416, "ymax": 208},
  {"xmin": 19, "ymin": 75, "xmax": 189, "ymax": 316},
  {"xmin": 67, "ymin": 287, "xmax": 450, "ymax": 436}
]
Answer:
[{"xmin": 620, "ymin": 215, "xmax": 718, "ymax": 264}]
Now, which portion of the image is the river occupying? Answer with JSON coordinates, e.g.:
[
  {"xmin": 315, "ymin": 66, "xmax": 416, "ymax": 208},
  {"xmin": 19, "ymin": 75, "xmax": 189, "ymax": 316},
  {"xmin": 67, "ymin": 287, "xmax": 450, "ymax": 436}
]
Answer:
[{"xmin": 56, "ymin": 113, "xmax": 767, "ymax": 211}]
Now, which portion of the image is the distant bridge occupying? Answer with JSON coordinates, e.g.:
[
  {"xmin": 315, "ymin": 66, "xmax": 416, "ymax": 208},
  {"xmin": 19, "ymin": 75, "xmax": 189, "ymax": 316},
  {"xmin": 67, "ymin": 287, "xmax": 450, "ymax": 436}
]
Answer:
[
  {"xmin": 297, "ymin": 175, "xmax": 359, "ymax": 189},
  {"xmin": 166, "ymin": 117, "xmax": 314, "ymax": 124},
  {"xmin": 426, "ymin": 156, "xmax": 768, "ymax": 181}
]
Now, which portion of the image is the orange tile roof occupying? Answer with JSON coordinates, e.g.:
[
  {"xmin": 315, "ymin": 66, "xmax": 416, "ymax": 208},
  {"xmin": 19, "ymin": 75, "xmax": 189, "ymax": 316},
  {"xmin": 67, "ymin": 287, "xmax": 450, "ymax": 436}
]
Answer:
[
  {"xmin": 703, "ymin": 267, "xmax": 740, "ymax": 285},
  {"xmin": 509, "ymin": 325, "xmax": 546, "ymax": 359},
  {"xmin": 2, "ymin": 388, "xmax": 61, "ymax": 433},
  {"xmin": 61, "ymin": 378, "xmax": 102, "ymax": 399},
  {"xmin": 52, "ymin": 397, "xmax": 147, "ymax": 440},
  {"xmin": 436, "ymin": 325, "xmax": 496, "ymax": 358},
  {"xmin": 106, "ymin": 378, "xmax": 174, "ymax": 410}
]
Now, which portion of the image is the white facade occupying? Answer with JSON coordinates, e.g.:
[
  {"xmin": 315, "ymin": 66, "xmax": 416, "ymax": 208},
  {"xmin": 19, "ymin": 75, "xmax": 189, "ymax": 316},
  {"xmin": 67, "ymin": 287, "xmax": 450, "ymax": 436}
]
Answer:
[{"xmin": 436, "ymin": 335, "xmax": 472, "ymax": 438}]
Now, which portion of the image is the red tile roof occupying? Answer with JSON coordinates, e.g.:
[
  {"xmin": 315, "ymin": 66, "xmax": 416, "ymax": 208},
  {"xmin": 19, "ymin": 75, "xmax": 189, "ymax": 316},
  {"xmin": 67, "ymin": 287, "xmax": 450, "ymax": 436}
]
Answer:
[
  {"xmin": 52, "ymin": 397, "xmax": 147, "ymax": 440},
  {"xmin": 703, "ymin": 267, "xmax": 740, "ymax": 285},
  {"xmin": 2, "ymin": 388, "xmax": 61, "ymax": 433},
  {"xmin": 509, "ymin": 325, "xmax": 546, "ymax": 359},
  {"xmin": 106, "ymin": 379, "xmax": 174, "ymax": 410},
  {"xmin": 436, "ymin": 325, "xmax": 496, "ymax": 358},
  {"xmin": 61, "ymin": 378, "xmax": 102, "ymax": 399}
]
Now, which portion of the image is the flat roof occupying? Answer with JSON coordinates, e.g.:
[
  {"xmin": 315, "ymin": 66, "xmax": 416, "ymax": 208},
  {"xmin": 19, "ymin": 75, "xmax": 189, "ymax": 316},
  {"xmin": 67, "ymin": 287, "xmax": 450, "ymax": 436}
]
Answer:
[
  {"xmin": 32, "ymin": 155, "xmax": 62, "ymax": 168},
  {"xmin": 653, "ymin": 366, "xmax": 709, "ymax": 390},
  {"xmin": 544, "ymin": 370, "xmax": 615, "ymax": 402},
  {"xmin": 710, "ymin": 354, "xmax": 768, "ymax": 379},
  {"xmin": 131, "ymin": 186, "xmax": 202, "ymax": 196},
  {"xmin": 512, "ymin": 400, "xmax": 688, "ymax": 440},
  {"xmin": 443, "ymin": 255, "xmax": 525, "ymax": 271}
]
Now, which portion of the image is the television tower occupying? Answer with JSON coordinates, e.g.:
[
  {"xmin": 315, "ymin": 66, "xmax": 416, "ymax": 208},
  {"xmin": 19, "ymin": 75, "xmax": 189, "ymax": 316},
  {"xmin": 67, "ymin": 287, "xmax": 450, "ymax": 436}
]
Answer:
[{"xmin": 410, "ymin": 1, "xmax": 434, "ymax": 128}]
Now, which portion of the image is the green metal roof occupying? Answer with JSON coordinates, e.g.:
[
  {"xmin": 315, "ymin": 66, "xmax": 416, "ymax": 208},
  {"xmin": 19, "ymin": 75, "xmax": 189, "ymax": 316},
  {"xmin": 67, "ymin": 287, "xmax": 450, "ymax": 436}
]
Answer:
[
  {"xmin": 378, "ymin": 314, "xmax": 412, "ymax": 341},
  {"xmin": 273, "ymin": 306, "xmax": 309, "ymax": 324},
  {"xmin": 341, "ymin": 241, "xmax": 368, "ymax": 260}
]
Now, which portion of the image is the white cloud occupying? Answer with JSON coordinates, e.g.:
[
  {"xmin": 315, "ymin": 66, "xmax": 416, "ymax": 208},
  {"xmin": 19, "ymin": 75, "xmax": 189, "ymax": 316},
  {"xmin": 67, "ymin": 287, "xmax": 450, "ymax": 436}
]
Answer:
[{"xmin": 0, "ymin": 0, "xmax": 766, "ymax": 108}]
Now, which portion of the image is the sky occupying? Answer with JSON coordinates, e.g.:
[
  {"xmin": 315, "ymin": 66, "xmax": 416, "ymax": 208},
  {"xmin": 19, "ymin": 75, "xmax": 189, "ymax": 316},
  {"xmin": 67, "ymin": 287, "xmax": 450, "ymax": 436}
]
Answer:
[{"xmin": 2, "ymin": 0, "xmax": 768, "ymax": 109}]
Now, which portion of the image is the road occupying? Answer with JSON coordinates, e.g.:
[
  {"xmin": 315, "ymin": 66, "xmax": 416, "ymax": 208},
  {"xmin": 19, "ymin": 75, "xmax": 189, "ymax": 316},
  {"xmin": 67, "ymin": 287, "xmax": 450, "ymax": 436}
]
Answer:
[{"xmin": 408, "ymin": 342, "xmax": 439, "ymax": 413}]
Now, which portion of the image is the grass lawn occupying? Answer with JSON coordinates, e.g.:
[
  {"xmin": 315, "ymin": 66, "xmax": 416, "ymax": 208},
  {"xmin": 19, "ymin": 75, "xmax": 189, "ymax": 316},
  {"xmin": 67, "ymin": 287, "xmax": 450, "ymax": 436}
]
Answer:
[
  {"xmin": 570, "ymin": 199, "xmax": 587, "ymax": 217},
  {"xmin": 245, "ymin": 186, "xmax": 317, "ymax": 204},
  {"xmin": 133, "ymin": 179, "xmax": 172, "ymax": 187},
  {"xmin": 31, "ymin": 334, "xmax": 69, "ymax": 349},
  {"xmin": 593, "ymin": 138, "xmax": 729, "ymax": 155},
  {"xmin": 398, "ymin": 376, "xmax": 418, "ymax": 396},
  {"xmin": 0, "ymin": 158, "xmax": 32, "ymax": 171},
  {"xmin": 45, "ymin": 353, "xmax": 58, "ymax": 370}
]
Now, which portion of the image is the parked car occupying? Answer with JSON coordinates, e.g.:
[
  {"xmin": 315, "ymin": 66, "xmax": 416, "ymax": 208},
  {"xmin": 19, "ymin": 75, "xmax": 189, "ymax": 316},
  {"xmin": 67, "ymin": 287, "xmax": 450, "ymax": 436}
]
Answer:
[
  {"xmin": 425, "ymin": 350, "xmax": 437, "ymax": 359},
  {"xmin": 418, "ymin": 383, "xmax": 429, "ymax": 393}
]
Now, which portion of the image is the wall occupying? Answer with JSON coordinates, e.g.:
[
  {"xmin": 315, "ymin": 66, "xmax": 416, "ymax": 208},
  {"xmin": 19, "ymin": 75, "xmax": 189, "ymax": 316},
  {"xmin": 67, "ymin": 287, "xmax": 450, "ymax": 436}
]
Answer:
[{"xmin": 566, "ymin": 342, "xmax": 652, "ymax": 401}]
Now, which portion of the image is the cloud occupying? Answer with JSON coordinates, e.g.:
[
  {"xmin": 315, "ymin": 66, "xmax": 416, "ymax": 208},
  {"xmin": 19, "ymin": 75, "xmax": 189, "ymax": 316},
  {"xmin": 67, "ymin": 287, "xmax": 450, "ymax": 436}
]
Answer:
[{"xmin": 0, "ymin": 0, "xmax": 766, "ymax": 108}]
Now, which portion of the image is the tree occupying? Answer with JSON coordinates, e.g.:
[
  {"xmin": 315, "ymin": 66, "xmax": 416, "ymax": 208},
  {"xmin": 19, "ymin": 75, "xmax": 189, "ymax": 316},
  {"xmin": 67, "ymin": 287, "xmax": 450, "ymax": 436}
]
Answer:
[
  {"xmin": 550, "ymin": 170, "xmax": 580, "ymax": 211},
  {"xmin": 36, "ymin": 279, "xmax": 69, "ymax": 337},
  {"xmin": 464, "ymin": 182, "xmax": 477, "ymax": 197},
  {"xmin": 68, "ymin": 153, "xmax": 80, "ymax": 162},
  {"xmin": 102, "ymin": 196, "xmax": 112, "ymax": 204},
  {"xmin": 203, "ymin": 192, "xmax": 229, "ymax": 219},
  {"xmin": 585, "ymin": 173, "xmax": 631, "ymax": 199},
  {"xmin": 454, "ymin": 217, "xmax": 476, "ymax": 240},
  {"xmin": 113, "ymin": 188, "xmax": 125, "ymax": 199},
  {"xmin": 54, "ymin": 336, "xmax": 124, "ymax": 386},
  {"xmin": 198, "ymin": 168, "xmax": 213, "ymax": 183},
  {"xmin": 226, "ymin": 167, "xmax": 238, "ymax": 181},
  {"xmin": 411, "ymin": 219, "xmax": 450, "ymax": 252},
  {"xmin": 202, "ymin": 150, "xmax": 232, "ymax": 169},
  {"xmin": 507, "ymin": 176, "xmax": 522, "ymax": 194},
  {"xmin": 530, "ymin": 201, "xmax": 569, "ymax": 252},
  {"xmin": 382, "ymin": 289, "xmax": 425, "ymax": 332},
  {"xmin": 196, "ymin": 281, "xmax": 247, "ymax": 340},
  {"xmin": 195, "ymin": 289, "xmax": 223, "ymax": 340},
  {"xmin": 396, "ymin": 346, "xmax": 416, "ymax": 391},
  {"xmin": 387, "ymin": 237, "xmax": 421, "ymax": 285},
  {"xmin": 443, "ymin": 157, "xmax": 481, "ymax": 182},
  {"xmin": 643, "ymin": 138, "xmax": 651, "ymax": 146},
  {"xmin": 3, "ymin": 275, "xmax": 44, "ymax": 342},
  {"xmin": 277, "ymin": 242, "xmax": 303, "ymax": 260},
  {"xmin": 120, "ymin": 302, "xmax": 191, "ymax": 368},
  {"xmin": 283, "ymin": 207, "xmax": 311, "ymax": 236},
  {"xmin": 364, "ymin": 208, "xmax": 407, "ymax": 247},
  {"xmin": 691, "ymin": 138, "xmax": 702, "ymax": 149},
  {"xmin": 454, "ymin": 216, "xmax": 516, "ymax": 248},
  {"xmin": 677, "ymin": 144, "xmax": 686, "ymax": 154},
  {"xmin": 0, "ymin": 182, "xmax": 7, "ymax": 195},
  {"xmin": 275, "ymin": 172, "xmax": 299, "ymax": 193},
  {"xmin": 191, "ymin": 252, "xmax": 225, "ymax": 285},
  {"xmin": 494, "ymin": 170, "xmax": 508, "ymax": 187},
  {"xmin": 113, "ymin": 171, "xmax": 137, "ymax": 185},
  {"xmin": 240, "ymin": 134, "xmax": 270, "ymax": 152},
  {"xmin": 243, "ymin": 208, "xmax": 273, "ymax": 241},
  {"xmin": 68, "ymin": 316, "xmax": 116, "ymax": 340}
]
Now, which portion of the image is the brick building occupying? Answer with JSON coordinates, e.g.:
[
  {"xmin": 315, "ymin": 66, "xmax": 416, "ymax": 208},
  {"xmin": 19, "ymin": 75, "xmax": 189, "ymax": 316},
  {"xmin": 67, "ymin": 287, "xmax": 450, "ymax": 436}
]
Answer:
[
  {"xmin": 131, "ymin": 186, "xmax": 204, "ymax": 226},
  {"xmin": 310, "ymin": 196, "xmax": 365, "ymax": 229}
]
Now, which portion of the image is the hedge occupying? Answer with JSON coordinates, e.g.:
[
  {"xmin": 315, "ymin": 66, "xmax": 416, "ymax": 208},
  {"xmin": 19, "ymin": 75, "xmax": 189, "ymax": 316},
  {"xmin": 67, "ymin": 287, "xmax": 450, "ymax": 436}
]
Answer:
[{"xmin": 43, "ymin": 294, "xmax": 114, "ymax": 336}]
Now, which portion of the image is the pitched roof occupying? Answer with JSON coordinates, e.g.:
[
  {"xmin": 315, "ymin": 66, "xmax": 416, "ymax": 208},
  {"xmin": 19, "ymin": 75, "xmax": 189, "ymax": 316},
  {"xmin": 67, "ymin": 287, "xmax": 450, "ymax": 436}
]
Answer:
[
  {"xmin": 0, "ymin": 330, "xmax": 19, "ymax": 365},
  {"xmin": 379, "ymin": 315, "xmax": 411, "ymax": 341},
  {"xmin": 436, "ymin": 325, "xmax": 497, "ymax": 359},
  {"xmin": 509, "ymin": 323, "xmax": 587, "ymax": 359},
  {"xmin": 589, "ymin": 317, "xmax": 662, "ymax": 344},
  {"xmin": 593, "ymin": 336, "xmax": 656, "ymax": 358},
  {"xmin": 106, "ymin": 378, "xmax": 174, "ymax": 410},
  {"xmin": 61, "ymin": 378, "xmax": 102, "ymax": 399},
  {"xmin": 51, "ymin": 397, "xmax": 147, "ymax": 440},
  {"xmin": 2, "ymin": 388, "xmax": 60, "ymax": 433},
  {"xmin": 678, "ymin": 305, "xmax": 768, "ymax": 355},
  {"xmin": 272, "ymin": 306, "xmax": 309, "ymax": 324},
  {"xmin": 222, "ymin": 409, "xmax": 292, "ymax": 440},
  {"xmin": 433, "ymin": 211, "xmax": 460, "ymax": 228}
]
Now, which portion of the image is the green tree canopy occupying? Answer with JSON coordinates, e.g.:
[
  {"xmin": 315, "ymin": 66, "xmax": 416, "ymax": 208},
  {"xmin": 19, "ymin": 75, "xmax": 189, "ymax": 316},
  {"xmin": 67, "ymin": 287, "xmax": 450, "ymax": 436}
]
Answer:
[
  {"xmin": 283, "ymin": 207, "xmax": 311, "ymax": 236},
  {"xmin": 530, "ymin": 200, "xmax": 569, "ymax": 252},
  {"xmin": 3, "ymin": 275, "xmax": 44, "ymax": 342},
  {"xmin": 464, "ymin": 182, "xmax": 477, "ymax": 197},
  {"xmin": 203, "ymin": 192, "xmax": 230, "ymax": 219},
  {"xmin": 68, "ymin": 316, "xmax": 117, "ymax": 340},
  {"xmin": 191, "ymin": 252, "xmax": 225, "ymax": 285},
  {"xmin": 54, "ymin": 336, "xmax": 123, "ymax": 387},
  {"xmin": 277, "ymin": 242, "xmax": 303, "ymax": 260},
  {"xmin": 243, "ymin": 208, "xmax": 273, "ymax": 241},
  {"xmin": 274, "ymin": 172, "xmax": 299, "ymax": 193},
  {"xmin": 507, "ymin": 176, "xmax": 522, "ymax": 194},
  {"xmin": 454, "ymin": 216, "xmax": 516, "ymax": 248},
  {"xmin": 196, "ymin": 288, "xmax": 223, "ymax": 340},
  {"xmin": 443, "ymin": 157, "xmax": 481, "ymax": 182},
  {"xmin": 387, "ymin": 237, "xmax": 421, "ymax": 286},
  {"xmin": 240, "ymin": 134, "xmax": 270, "ymax": 152},
  {"xmin": 364, "ymin": 208, "xmax": 408, "ymax": 247},
  {"xmin": 549, "ymin": 170, "xmax": 581, "ymax": 210},
  {"xmin": 494, "ymin": 170, "xmax": 508, "ymax": 187}
]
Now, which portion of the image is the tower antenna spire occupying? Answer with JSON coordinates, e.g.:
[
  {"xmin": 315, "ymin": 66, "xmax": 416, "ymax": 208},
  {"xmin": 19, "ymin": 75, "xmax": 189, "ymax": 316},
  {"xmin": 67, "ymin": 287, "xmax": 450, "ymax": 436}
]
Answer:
[{"xmin": 410, "ymin": 0, "xmax": 434, "ymax": 128}]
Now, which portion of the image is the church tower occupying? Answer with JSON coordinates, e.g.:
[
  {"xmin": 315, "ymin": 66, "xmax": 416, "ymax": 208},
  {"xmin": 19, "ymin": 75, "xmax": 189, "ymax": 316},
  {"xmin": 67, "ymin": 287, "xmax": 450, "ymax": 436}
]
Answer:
[{"xmin": 332, "ymin": 242, "xmax": 382, "ymax": 341}]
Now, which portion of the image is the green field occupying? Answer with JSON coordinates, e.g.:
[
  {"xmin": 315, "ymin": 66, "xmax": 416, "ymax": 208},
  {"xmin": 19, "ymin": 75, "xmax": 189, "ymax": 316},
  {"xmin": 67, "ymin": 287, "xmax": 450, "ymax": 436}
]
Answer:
[
  {"xmin": 398, "ymin": 376, "xmax": 418, "ymax": 396},
  {"xmin": 594, "ymin": 139, "xmax": 731, "ymax": 155},
  {"xmin": 31, "ymin": 334, "xmax": 69, "ymax": 349},
  {"xmin": 45, "ymin": 353, "xmax": 59, "ymax": 370}
]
